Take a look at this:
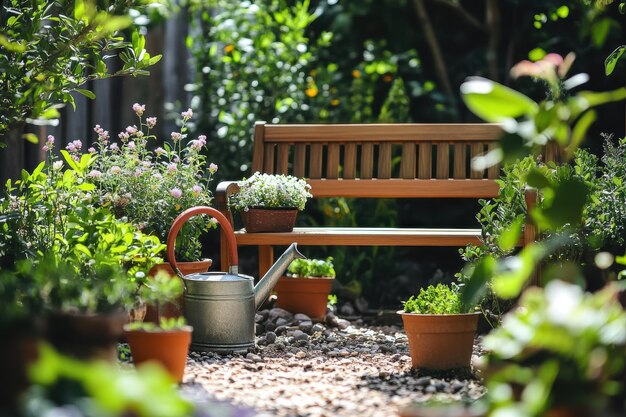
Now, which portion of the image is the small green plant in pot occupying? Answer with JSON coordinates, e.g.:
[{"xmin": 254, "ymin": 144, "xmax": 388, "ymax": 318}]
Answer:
[
  {"xmin": 399, "ymin": 283, "xmax": 480, "ymax": 370},
  {"xmin": 274, "ymin": 257, "xmax": 336, "ymax": 320},
  {"xmin": 228, "ymin": 172, "xmax": 312, "ymax": 232},
  {"xmin": 124, "ymin": 272, "xmax": 193, "ymax": 383}
]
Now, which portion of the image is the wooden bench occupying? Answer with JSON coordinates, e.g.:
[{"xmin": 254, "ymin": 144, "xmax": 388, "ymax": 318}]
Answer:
[{"xmin": 216, "ymin": 122, "xmax": 548, "ymax": 280}]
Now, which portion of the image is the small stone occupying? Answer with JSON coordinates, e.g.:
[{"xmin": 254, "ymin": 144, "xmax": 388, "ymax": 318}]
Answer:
[
  {"xmin": 265, "ymin": 322, "xmax": 277, "ymax": 332},
  {"xmin": 425, "ymin": 385, "xmax": 437, "ymax": 394},
  {"xmin": 326, "ymin": 334, "xmax": 337, "ymax": 343},
  {"xmin": 265, "ymin": 331, "xmax": 277, "ymax": 344},
  {"xmin": 298, "ymin": 321, "xmax": 313, "ymax": 333},
  {"xmin": 312, "ymin": 324, "xmax": 325, "ymax": 333},
  {"xmin": 255, "ymin": 325, "xmax": 265, "ymax": 336},
  {"xmin": 255, "ymin": 313, "xmax": 264, "ymax": 323},
  {"xmin": 434, "ymin": 380, "xmax": 448, "ymax": 391},
  {"xmin": 380, "ymin": 344, "xmax": 397, "ymax": 354},
  {"xmin": 415, "ymin": 376, "xmax": 431, "ymax": 387},
  {"xmin": 336, "ymin": 318, "xmax": 351, "ymax": 330},
  {"xmin": 268, "ymin": 307, "xmax": 293, "ymax": 322},
  {"xmin": 246, "ymin": 353, "xmax": 263, "ymax": 363},
  {"xmin": 292, "ymin": 330, "xmax": 309, "ymax": 342},
  {"xmin": 274, "ymin": 325, "xmax": 287, "ymax": 335},
  {"xmin": 339, "ymin": 303, "xmax": 355, "ymax": 316},
  {"xmin": 276, "ymin": 317, "xmax": 289, "ymax": 327},
  {"xmin": 295, "ymin": 351, "xmax": 306, "ymax": 359},
  {"xmin": 293, "ymin": 313, "xmax": 312, "ymax": 323},
  {"xmin": 451, "ymin": 381, "xmax": 466, "ymax": 393}
]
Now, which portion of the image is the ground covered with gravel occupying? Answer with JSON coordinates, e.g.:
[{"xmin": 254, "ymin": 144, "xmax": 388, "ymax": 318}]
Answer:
[{"xmin": 180, "ymin": 308, "xmax": 486, "ymax": 417}]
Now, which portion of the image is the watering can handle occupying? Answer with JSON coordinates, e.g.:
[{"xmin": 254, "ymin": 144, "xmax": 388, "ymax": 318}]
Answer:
[{"xmin": 167, "ymin": 206, "xmax": 239, "ymax": 277}]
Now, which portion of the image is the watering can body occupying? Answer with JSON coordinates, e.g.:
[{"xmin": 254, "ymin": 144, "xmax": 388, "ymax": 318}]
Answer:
[{"xmin": 167, "ymin": 206, "xmax": 303, "ymax": 353}]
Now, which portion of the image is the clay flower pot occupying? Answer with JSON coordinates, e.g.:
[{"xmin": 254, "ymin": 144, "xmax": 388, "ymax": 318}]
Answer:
[
  {"xmin": 399, "ymin": 311, "xmax": 480, "ymax": 370},
  {"xmin": 274, "ymin": 276, "xmax": 334, "ymax": 320},
  {"xmin": 124, "ymin": 325, "xmax": 193, "ymax": 383},
  {"xmin": 145, "ymin": 259, "xmax": 212, "ymax": 322},
  {"xmin": 241, "ymin": 208, "xmax": 298, "ymax": 232}
]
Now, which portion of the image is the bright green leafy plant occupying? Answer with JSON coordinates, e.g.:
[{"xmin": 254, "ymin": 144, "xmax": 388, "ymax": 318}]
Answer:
[
  {"xmin": 402, "ymin": 283, "xmax": 467, "ymax": 315},
  {"xmin": 0, "ymin": 0, "xmax": 163, "ymax": 140},
  {"xmin": 287, "ymin": 257, "xmax": 336, "ymax": 278},
  {"xmin": 229, "ymin": 172, "xmax": 312, "ymax": 212},
  {"xmin": 89, "ymin": 104, "xmax": 217, "ymax": 261}
]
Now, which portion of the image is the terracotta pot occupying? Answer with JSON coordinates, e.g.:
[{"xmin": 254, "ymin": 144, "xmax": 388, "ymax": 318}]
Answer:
[
  {"xmin": 124, "ymin": 325, "xmax": 193, "ymax": 382},
  {"xmin": 274, "ymin": 276, "xmax": 333, "ymax": 320},
  {"xmin": 240, "ymin": 208, "xmax": 298, "ymax": 232},
  {"xmin": 399, "ymin": 311, "xmax": 480, "ymax": 370},
  {"xmin": 544, "ymin": 407, "xmax": 592, "ymax": 417},
  {"xmin": 145, "ymin": 259, "xmax": 212, "ymax": 322},
  {"xmin": 45, "ymin": 310, "xmax": 127, "ymax": 362}
]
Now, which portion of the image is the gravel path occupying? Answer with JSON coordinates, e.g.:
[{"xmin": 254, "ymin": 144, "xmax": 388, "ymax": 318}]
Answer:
[{"xmin": 181, "ymin": 308, "xmax": 486, "ymax": 417}]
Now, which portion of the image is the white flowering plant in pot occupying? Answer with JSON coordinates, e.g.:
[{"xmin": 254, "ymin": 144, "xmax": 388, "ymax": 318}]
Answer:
[
  {"xmin": 228, "ymin": 172, "xmax": 312, "ymax": 212},
  {"xmin": 88, "ymin": 104, "xmax": 218, "ymax": 262}
]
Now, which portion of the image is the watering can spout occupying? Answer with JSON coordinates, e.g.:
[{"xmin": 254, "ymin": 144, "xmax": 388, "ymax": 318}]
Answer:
[{"xmin": 254, "ymin": 243, "xmax": 305, "ymax": 310}]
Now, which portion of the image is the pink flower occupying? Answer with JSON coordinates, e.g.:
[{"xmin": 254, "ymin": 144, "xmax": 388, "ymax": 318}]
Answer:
[
  {"xmin": 127, "ymin": 141, "xmax": 136, "ymax": 150},
  {"xmin": 109, "ymin": 143, "xmax": 119, "ymax": 152},
  {"xmin": 42, "ymin": 145, "xmax": 49, "ymax": 152},
  {"xmin": 209, "ymin": 163, "xmax": 218, "ymax": 173},
  {"xmin": 171, "ymin": 132, "xmax": 182, "ymax": 142},
  {"xmin": 110, "ymin": 166, "xmax": 122, "ymax": 175},
  {"xmin": 126, "ymin": 125, "xmax": 138, "ymax": 135},
  {"xmin": 167, "ymin": 163, "xmax": 178, "ymax": 173},
  {"xmin": 88, "ymin": 147, "xmax": 96, "ymax": 154},
  {"xmin": 133, "ymin": 103, "xmax": 145, "ymax": 117},
  {"xmin": 153, "ymin": 173, "xmax": 163, "ymax": 180},
  {"xmin": 118, "ymin": 131, "xmax": 130, "ymax": 141},
  {"xmin": 191, "ymin": 185, "xmax": 202, "ymax": 196},
  {"xmin": 146, "ymin": 117, "xmax": 157, "ymax": 128},
  {"xmin": 88, "ymin": 170, "xmax": 102, "ymax": 178},
  {"xmin": 181, "ymin": 108, "xmax": 193, "ymax": 120},
  {"xmin": 155, "ymin": 147, "xmax": 166, "ymax": 156},
  {"xmin": 170, "ymin": 188, "xmax": 183, "ymax": 198},
  {"xmin": 46, "ymin": 135, "xmax": 55, "ymax": 146},
  {"xmin": 66, "ymin": 140, "xmax": 82, "ymax": 153},
  {"xmin": 142, "ymin": 161, "xmax": 152, "ymax": 168},
  {"xmin": 190, "ymin": 139, "xmax": 202, "ymax": 150},
  {"xmin": 134, "ymin": 169, "xmax": 142, "ymax": 177}
]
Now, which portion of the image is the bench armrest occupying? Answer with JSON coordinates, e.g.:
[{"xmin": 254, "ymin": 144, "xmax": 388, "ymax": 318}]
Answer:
[{"xmin": 215, "ymin": 181, "xmax": 240, "ymax": 271}]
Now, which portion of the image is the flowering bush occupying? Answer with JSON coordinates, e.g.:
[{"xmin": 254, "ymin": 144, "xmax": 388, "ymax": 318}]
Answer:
[
  {"xmin": 89, "ymin": 104, "xmax": 218, "ymax": 262},
  {"xmin": 229, "ymin": 172, "xmax": 312, "ymax": 212}
]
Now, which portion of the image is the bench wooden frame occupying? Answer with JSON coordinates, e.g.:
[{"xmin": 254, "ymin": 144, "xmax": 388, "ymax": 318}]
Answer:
[{"xmin": 216, "ymin": 122, "xmax": 545, "ymax": 282}]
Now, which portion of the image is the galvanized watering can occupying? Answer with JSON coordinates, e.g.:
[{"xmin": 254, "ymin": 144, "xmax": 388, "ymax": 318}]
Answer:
[{"xmin": 167, "ymin": 206, "xmax": 304, "ymax": 353}]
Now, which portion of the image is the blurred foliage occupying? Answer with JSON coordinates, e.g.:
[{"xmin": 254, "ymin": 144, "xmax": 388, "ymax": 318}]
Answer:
[
  {"xmin": 0, "ymin": 0, "xmax": 166, "ymax": 142},
  {"xmin": 484, "ymin": 281, "xmax": 626, "ymax": 416},
  {"xmin": 402, "ymin": 283, "xmax": 465, "ymax": 314}
]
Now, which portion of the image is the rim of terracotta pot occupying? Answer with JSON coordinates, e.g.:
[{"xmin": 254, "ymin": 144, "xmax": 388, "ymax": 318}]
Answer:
[
  {"xmin": 283, "ymin": 275, "xmax": 335, "ymax": 280},
  {"xmin": 123, "ymin": 324, "xmax": 193, "ymax": 334},
  {"xmin": 396, "ymin": 310, "xmax": 482, "ymax": 317},
  {"xmin": 247, "ymin": 206, "xmax": 299, "ymax": 211}
]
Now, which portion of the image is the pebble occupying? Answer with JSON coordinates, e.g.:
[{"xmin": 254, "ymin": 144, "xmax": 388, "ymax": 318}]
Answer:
[
  {"xmin": 265, "ymin": 331, "xmax": 277, "ymax": 344},
  {"xmin": 295, "ymin": 351, "xmax": 307, "ymax": 359}
]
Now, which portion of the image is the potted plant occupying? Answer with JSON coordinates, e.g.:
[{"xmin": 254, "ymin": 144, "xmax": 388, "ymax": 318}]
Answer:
[
  {"xmin": 87, "ymin": 104, "xmax": 219, "ymax": 318},
  {"xmin": 274, "ymin": 257, "xmax": 335, "ymax": 320},
  {"xmin": 124, "ymin": 271, "xmax": 193, "ymax": 383},
  {"xmin": 399, "ymin": 283, "xmax": 480, "ymax": 370},
  {"xmin": 228, "ymin": 172, "xmax": 312, "ymax": 232}
]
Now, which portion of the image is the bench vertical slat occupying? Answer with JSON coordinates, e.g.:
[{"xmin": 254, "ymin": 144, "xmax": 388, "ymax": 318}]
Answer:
[
  {"xmin": 343, "ymin": 143, "xmax": 357, "ymax": 179},
  {"xmin": 470, "ymin": 143, "xmax": 485, "ymax": 179},
  {"xmin": 400, "ymin": 143, "xmax": 416, "ymax": 179},
  {"xmin": 453, "ymin": 143, "xmax": 467, "ymax": 179},
  {"xmin": 293, "ymin": 144, "xmax": 307, "ymax": 177},
  {"xmin": 361, "ymin": 143, "xmax": 374, "ymax": 179},
  {"xmin": 276, "ymin": 144, "xmax": 290, "ymax": 174},
  {"xmin": 310, "ymin": 143, "xmax": 323, "ymax": 179},
  {"xmin": 326, "ymin": 144, "xmax": 340, "ymax": 179},
  {"xmin": 436, "ymin": 143, "xmax": 450, "ymax": 179},
  {"xmin": 487, "ymin": 143, "xmax": 500, "ymax": 179},
  {"xmin": 418, "ymin": 143, "xmax": 432, "ymax": 179},
  {"xmin": 378, "ymin": 143, "xmax": 392, "ymax": 179},
  {"xmin": 251, "ymin": 122, "xmax": 267, "ymax": 172},
  {"xmin": 263, "ymin": 143, "xmax": 275, "ymax": 173},
  {"xmin": 546, "ymin": 141, "xmax": 559, "ymax": 163}
]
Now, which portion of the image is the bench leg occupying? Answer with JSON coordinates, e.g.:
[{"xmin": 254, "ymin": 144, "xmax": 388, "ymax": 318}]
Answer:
[
  {"xmin": 524, "ymin": 187, "xmax": 541, "ymax": 287},
  {"xmin": 220, "ymin": 229, "xmax": 230, "ymax": 272},
  {"xmin": 258, "ymin": 245, "xmax": 274, "ymax": 279}
]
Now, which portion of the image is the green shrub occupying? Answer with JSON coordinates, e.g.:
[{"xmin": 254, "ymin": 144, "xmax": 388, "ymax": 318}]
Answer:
[
  {"xmin": 402, "ymin": 283, "xmax": 465, "ymax": 315},
  {"xmin": 287, "ymin": 257, "xmax": 335, "ymax": 278}
]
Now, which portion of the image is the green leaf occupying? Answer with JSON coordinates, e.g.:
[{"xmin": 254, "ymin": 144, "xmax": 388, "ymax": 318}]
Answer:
[
  {"xmin": 532, "ymin": 178, "xmax": 589, "ymax": 231},
  {"xmin": 461, "ymin": 77, "xmax": 538, "ymax": 122},
  {"xmin": 148, "ymin": 55, "xmax": 162, "ymax": 65},
  {"xmin": 74, "ymin": 243, "xmax": 92, "ymax": 257},
  {"xmin": 60, "ymin": 150, "xmax": 80, "ymax": 172},
  {"xmin": 498, "ymin": 215, "xmax": 525, "ymax": 252},
  {"xmin": 75, "ymin": 89, "xmax": 96, "ymax": 100},
  {"xmin": 461, "ymin": 256, "xmax": 497, "ymax": 310},
  {"xmin": 556, "ymin": 5, "xmax": 569, "ymax": 18},
  {"xmin": 528, "ymin": 48, "xmax": 546, "ymax": 61},
  {"xmin": 569, "ymin": 110, "xmax": 596, "ymax": 152},
  {"xmin": 22, "ymin": 133, "xmax": 39, "ymax": 144},
  {"xmin": 526, "ymin": 168, "xmax": 552, "ymax": 189},
  {"xmin": 591, "ymin": 17, "xmax": 613, "ymax": 48},
  {"xmin": 75, "ymin": 0, "xmax": 85, "ymax": 21},
  {"xmin": 492, "ymin": 244, "xmax": 545, "ymax": 299}
]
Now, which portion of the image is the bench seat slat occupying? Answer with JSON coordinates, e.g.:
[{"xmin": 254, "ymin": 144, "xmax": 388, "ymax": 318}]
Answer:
[{"xmin": 235, "ymin": 227, "xmax": 483, "ymax": 246}]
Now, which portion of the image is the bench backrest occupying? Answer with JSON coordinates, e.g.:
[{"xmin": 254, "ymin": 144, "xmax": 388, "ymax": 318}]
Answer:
[{"xmin": 250, "ymin": 122, "xmax": 558, "ymax": 199}]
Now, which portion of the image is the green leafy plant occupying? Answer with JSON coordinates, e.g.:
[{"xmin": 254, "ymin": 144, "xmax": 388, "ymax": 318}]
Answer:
[
  {"xmin": 89, "ymin": 104, "xmax": 217, "ymax": 261},
  {"xmin": 402, "ymin": 283, "xmax": 467, "ymax": 315},
  {"xmin": 127, "ymin": 271, "xmax": 187, "ymax": 330},
  {"xmin": 229, "ymin": 172, "xmax": 312, "ymax": 212},
  {"xmin": 0, "ymin": 0, "xmax": 162, "ymax": 140},
  {"xmin": 484, "ymin": 280, "xmax": 626, "ymax": 416},
  {"xmin": 287, "ymin": 257, "xmax": 335, "ymax": 278}
]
